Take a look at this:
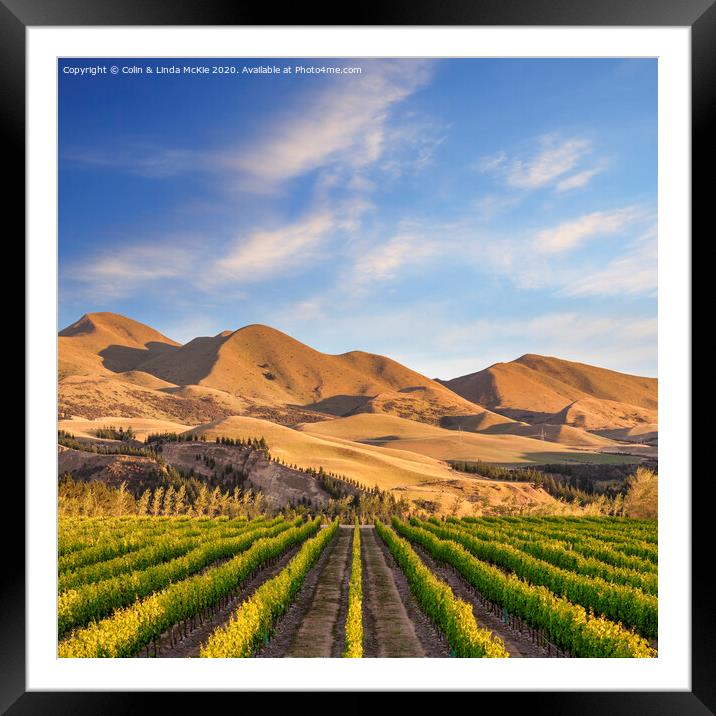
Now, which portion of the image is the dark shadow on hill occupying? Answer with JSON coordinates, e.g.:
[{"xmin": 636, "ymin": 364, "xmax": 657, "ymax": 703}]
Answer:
[
  {"xmin": 357, "ymin": 435, "xmax": 402, "ymax": 446},
  {"xmin": 439, "ymin": 414, "xmax": 523, "ymax": 432},
  {"xmin": 477, "ymin": 423, "xmax": 566, "ymax": 440},
  {"xmin": 302, "ymin": 395, "xmax": 373, "ymax": 417},
  {"xmin": 491, "ymin": 408, "xmax": 558, "ymax": 424},
  {"xmin": 99, "ymin": 341, "xmax": 178, "ymax": 373}
]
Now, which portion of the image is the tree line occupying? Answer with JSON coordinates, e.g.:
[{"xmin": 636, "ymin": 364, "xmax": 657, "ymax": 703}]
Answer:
[
  {"xmin": 94, "ymin": 425, "xmax": 136, "ymax": 441},
  {"xmin": 59, "ymin": 431, "xmax": 160, "ymax": 460},
  {"xmin": 59, "ymin": 473, "xmax": 272, "ymax": 519},
  {"xmin": 449, "ymin": 459, "xmax": 658, "ymax": 515}
]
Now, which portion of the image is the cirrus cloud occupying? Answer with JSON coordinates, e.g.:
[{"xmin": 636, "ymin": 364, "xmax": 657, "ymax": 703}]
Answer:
[
  {"xmin": 223, "ymin": 60, "xmax": 435, "ymax": 192},
  {"xmin": 533, "ymin": 206, "xmax": 644, "ymax": 254}
]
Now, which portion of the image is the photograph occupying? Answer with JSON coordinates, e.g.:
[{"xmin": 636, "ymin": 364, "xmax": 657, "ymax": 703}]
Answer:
[{"xmin": 56, "ymin": 56, "xmax": 659, "ymax": 660}]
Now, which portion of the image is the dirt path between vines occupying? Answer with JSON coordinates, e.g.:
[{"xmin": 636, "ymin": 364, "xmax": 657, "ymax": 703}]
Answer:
[
  {"xmin": 255, "ymin": 526, "xmax": 341, "ymax": 658},
  {"xmin": 142, "ymin": 543, "xmax": 302, "ymax": 658},
  {"xmin": 362, "ymin": 526, "xmax": 448, "ymax": 658},
  {"xmin": 284, "ymin": 525, "xmax": 352, "ymax": 657},
  {"xmin": 411, "ymin": 542, "xmax": 558, "ymax": 658}
]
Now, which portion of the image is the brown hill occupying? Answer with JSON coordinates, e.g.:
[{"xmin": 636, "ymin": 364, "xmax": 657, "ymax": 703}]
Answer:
[
  {"xmin": 553, "ymin": 398, "xmax": 658, "ymax": 431},
  {"xmin": 514, "ymin": 354, "xmax": 657, "ymax": 410},
  {"xmin": 298, "ymin": 413, "xmax": 617, "ymax": 457},
  {"xmin": 440, "ymin": 354, "xmax": 657, "ymax": 429},
  {"xmin": 59, "ymin": 312, "xmax": 180, "ymax": 378},
  {"xmin": 592, "ymin": 424, "xmax": 658, "ymax": 444},
  {"xmin": 183, "ymin": 415, "xmax": 558, "ymax": 516},
  {"xmin": 138, "ymin": 323, "xmax": 506, "ymax": 425},
  {"xmin": 58, "ymin": 374, "xmax": 235, "ymax": 424}
]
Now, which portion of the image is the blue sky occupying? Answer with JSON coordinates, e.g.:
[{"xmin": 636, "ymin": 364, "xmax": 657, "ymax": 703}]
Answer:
[{"xmin": 59, "ymin": 58, "xmax": 657, "ymax": 379}]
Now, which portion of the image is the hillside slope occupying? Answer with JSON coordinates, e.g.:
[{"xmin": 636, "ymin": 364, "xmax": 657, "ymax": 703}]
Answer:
[
  {"xmin": 59, "ymin": 312, "xmax": 180, "ymax": 378},
  {"xmin": 298, "ymin": 413, "xmax": 618, "ymax": 461},
  {"xmin": 137, "ymin": 323, "xmax": 507, "ymax": 425},
  {"xmin": 183, "ymin": 415, "xmax": 558, "ymax": 515},
  {"xmin": 441, "ymin": 354, "xmax": 657, "ymax": 429}
]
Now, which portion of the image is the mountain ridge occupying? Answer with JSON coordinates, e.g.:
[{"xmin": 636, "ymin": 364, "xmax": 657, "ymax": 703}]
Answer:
[{"xmin": 58, "ymin": 312, "xmax": 657, "ymax": 432}]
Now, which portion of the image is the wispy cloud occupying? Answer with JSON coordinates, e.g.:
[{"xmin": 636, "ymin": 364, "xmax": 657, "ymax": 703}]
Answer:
[
  {"xmin": 63, "ymin": 244, "xmax": 194, "ymax": 298},
  {"xmin": 262, "ymin": 300, "xmax": 658, "ymax": 379},
  {"xmin": 461, "ymin": 312, "xmax": 656, "ymax": 343},
  {"xmin": 380, "ymin": 118, "xmax": 448, "ymax": 178},
  {"xmin": 556, "ymin": 166, "xmax": 604, "ymax": 192},
  {"xmin": 506, "ymin": 137, "xmax": 591, "ymax": 190},
  {"xmin": 270, "ymin": 298, "xmax": 328, "ymax": 326},
  {"xmin": 472, "ymin": 193, "xmax": 520, "ymax": 221},
  {"xmin": 475, "ymin": 151, "xmax": 507, "ymax": 173},
  {"xmin": 562, "ymin": 226, "xmax": 657, "ymax": 297},
  {"xmin": 478, "ymin": 135, "xmax": 602, "ymax": 194},
  {"xmin": 63, "ymin": 145, "xmax": 205, "ymax": 178},
  {"xmin": 434, "ymin": 311, "xmax": 657, "ymax": 378},
  {"xmin": 65, "ymin": 61, "xmax": 435, "ymax": 195},
  {"xmin": 533, "ymin": 206, "xmax": 643, "ymax": 254},
  {"xmin": 223, "ymin": 61, "xmax": 434, "ymax": 192},
  {"xmin": 352, "ymin": 233, "xmax": 438, "ymax": 284},
  {"xmin": 213, "ymin": 211, "xmax": 335, "ymax": 283}
]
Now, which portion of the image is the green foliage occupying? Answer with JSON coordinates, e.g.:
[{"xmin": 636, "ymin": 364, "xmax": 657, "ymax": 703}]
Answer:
[
  {"xmin": 59, "ymin": 433, "xmax": 158, "ymax": 459},
  {"xmin": 467, "ymin": 516, "xmax": 658, "ymax": 563},
  {"xmin": 343, "ymin": 520, "xmax": 363, "ymax": 658},
  {"xmin": 395, "ymin": 519, "xmax": 655, "ymax": 658},
  {"xmin": 375, "ymin": 520, "xmax": 509, "ymax": 658},
  {"xmin": 444, "ymin": 518, "xmax": 657, "ymax": 594},
  {"xmin": 146, "ymin": 431, "xmax": 208, "ymax": 444},
  {"xmin": 449, "ymin": 461, "xmax": 651, "ymax": 511},
  {"xmin": 200, "ymin": 520, "xmax": 338, "ymax": 657},
  {"xmin": 59, "ymin": 517, "xmax": 320, "ymax": 658},
  {"xmin": 415, "ymin": 519, "xmax": 657, "ymax": 637},
  {"xmin": 58, "ymin": 517, "xmax": 275, "ymax": 592},
  {"xmin": 94, "ymin": 425, "xmax": 136, "ymax": 441},
  {"xmin": 58, "ymin": 518, "xmax": 300, "ymax": 636}
]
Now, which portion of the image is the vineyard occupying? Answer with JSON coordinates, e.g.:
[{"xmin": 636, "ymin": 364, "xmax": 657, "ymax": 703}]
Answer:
[{"xmin": 58, "ymin": 514, "xmax": 657, "ymax": 658}]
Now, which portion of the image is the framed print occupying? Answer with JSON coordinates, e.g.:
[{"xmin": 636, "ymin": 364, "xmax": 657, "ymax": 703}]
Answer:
[{"xmin": 10, "ymin": 1, "xmax": 709, "ymax": 712}]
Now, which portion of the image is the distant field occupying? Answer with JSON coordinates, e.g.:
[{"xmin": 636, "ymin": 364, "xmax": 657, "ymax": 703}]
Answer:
[
  {"xmin": 59, "ymin": 417, "xmax": 194, "ymax": 441},
  {"xmin": 506, "ymin": 451, "xmax": 643, "ymax": 466},
  {"xmin": 299, "ymin": 413, "xmax": 628, "ymax": 464}
]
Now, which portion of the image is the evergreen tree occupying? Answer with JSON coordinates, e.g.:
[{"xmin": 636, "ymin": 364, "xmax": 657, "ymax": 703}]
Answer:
[
  {"xmin": 194, "ymin": 484, "xmax": 209, "ymax": 517},
  {"xmin": 151, "ymin": 486, "xmax": 165, "ymax": 517},
  {"xmin": 163, "ymin": 486, "xmax": 176, "ymax": 516},
  {"xmin": 174, "ymin": 484, "xmax": 187, "ymax": 516},
  {"xmin": 137, "ymin": 489, "xmax": 151, "ymax": 516}
]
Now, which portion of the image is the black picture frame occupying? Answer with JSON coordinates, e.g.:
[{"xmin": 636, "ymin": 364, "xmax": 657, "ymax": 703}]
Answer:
[{"xmin": 9, "ymin": 1, "xmax": 707, "ymax": 712}]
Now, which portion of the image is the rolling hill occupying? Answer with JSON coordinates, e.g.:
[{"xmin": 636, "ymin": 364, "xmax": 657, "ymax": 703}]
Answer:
[
  {"xmin": 59, "ymin": 312, "xmax": 180, "ymax": 379},
  {"xmin": 138, "ymin": 322, "xmax": 499, "ymax": 424},
  {"xmin": 298, "ymin": 413, "xmax": 619, "ymax": 459},
  {"xmin": 57, "ymin": 311, "xmax": 656, "ymax": 515},
  {"xmin": 61, "ymin": 315, "xmax": 512, "ymax": 427},
  {"xmin": 182, "ymin": 415, "xmax": 558, "ymax": 514},
  {"xmin": 440, "ymin": 354, "xmax": 657, "ymax": 429}
]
